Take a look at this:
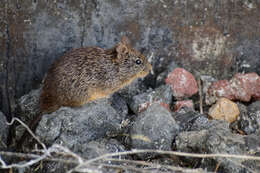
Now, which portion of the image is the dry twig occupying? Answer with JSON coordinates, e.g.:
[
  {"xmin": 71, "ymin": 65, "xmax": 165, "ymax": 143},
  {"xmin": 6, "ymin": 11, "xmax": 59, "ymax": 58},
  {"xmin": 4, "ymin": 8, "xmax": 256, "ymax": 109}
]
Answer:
[{"xmin": 198, "ymin": 77, "xmax": 203, "ymax": 114}]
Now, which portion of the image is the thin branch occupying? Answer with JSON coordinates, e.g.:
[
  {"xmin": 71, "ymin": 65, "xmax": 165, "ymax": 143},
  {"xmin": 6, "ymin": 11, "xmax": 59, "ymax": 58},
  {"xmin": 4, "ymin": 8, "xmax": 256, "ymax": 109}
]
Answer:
[
  {"xmin": 51, "ymin": 144, "xmax": 84, "ymax": 164},
  {"xmin": 6, "ymin": 118, "xmax": 47, "ymax": 151},
  {"xmin": 70, "ymin": 149, "xmax": 260, "ymax": 173},
  {"xmin": 105, "ymin": 158, "xmax": 204, "ymax": 173},
  {"xmin": 198, "ymin": 77, "xmax": 203, "ymax": 114},
  {"xmin": 0, "ymin": 150, "xmax": 49, "ymax": 169},
  {"xmin": 83, "ymin": 149, "xmax": 260, "ymax": 165},
  {"xmin": 0, "ymin": 151, "xmax": 78, "ymax": 164},
  {"xmin": 80, "ymin": 163, "xmax": 150, "ymax": 173}
]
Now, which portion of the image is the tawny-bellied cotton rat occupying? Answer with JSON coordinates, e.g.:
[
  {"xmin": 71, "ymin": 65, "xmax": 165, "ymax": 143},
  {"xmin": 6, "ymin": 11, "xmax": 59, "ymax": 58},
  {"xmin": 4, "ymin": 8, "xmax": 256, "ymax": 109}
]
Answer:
[{"xmin": 40, "ymin": 36, "xmax": 152, "ymax": 113}]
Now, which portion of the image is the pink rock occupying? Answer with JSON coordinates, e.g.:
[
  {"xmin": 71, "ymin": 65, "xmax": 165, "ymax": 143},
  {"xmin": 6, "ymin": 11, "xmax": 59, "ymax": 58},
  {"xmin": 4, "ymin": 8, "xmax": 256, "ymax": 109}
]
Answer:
[
  {"xmin": 174, "ymin": 100, "xmax": 194, "ymax": 112},
  {"xmin": 165, "ymin": 68, "xmax": 198, "ymax": 99},
  {"xmin": 206, "ymin": 72, "xmax": 260, "ymax": 104},
  {"xmin": 206, "ymin": 80, "xmax": 235, "ymax": 104},
  {"xmin": 232, "ymin": 73, "xmax": 260, "ymax": 101}
]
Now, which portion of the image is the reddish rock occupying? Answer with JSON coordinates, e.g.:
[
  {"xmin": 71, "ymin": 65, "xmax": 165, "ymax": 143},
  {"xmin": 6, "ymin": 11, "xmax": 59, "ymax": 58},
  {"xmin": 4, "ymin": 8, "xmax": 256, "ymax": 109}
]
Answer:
[
  {"xmin": 232, "ymin": 73, "xmax": 260, "ymax": 101},
  {"xmin": 206, "ymin": 80, "xmax": 234, "ymax": 104},
  {"xmin": 165, "ymin": 68, "xmax": 198, "ymax": 99},
  {"xmin": 206, "ymin": 72, "xmax": 260, "ymax": 105},
  {"xmin": 174, "ymin": 100, "xmax": 194, "ymax": 112}
]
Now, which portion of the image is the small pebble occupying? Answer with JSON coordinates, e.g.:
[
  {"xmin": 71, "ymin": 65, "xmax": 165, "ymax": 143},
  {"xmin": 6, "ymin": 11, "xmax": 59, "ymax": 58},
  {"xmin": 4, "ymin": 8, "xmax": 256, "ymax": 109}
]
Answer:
[{"xmin": 208, "ymin": 98, "xmax": 240, "ymax": 123}]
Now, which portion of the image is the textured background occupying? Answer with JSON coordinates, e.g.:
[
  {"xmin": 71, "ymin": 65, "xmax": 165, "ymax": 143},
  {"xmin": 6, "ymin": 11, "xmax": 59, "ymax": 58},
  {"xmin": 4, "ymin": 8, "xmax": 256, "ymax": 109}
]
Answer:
[{"xmin": 0, "ymin": 0, "xmax": 259, "ymax": 118}]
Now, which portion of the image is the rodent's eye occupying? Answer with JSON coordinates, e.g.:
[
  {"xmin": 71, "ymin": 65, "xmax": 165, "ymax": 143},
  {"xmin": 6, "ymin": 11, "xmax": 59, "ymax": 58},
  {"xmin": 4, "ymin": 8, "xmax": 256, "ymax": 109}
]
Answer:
[{"xmin": 135, "ymin": 59, "xmax": 142, "ymax": 65}]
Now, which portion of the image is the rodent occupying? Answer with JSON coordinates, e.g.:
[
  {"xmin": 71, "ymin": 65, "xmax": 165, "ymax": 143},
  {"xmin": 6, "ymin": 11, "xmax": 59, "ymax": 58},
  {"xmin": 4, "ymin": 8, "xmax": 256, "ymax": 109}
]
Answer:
[
  {"xmin": 40, "ymin": 36, "xmax": 152, "ymax": 113},
  {"xmin": 18, "ymin": 36, "xmax": 152, "ymax": 147}
]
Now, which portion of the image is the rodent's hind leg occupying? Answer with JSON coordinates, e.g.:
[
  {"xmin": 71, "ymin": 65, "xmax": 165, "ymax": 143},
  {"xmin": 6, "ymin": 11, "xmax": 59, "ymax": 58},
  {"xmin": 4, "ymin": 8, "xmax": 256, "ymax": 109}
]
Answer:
[{"xmin": 40, "ymin": 93, "xmax": 62, "ymax": 113}]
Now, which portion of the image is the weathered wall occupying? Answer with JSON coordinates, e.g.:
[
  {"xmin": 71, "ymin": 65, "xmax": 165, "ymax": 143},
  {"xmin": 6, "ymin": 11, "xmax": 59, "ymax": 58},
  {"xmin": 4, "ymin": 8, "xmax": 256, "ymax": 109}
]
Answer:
[{"xmin": 0, "ymin": 0, "xmax": 259, "ymax": 118}]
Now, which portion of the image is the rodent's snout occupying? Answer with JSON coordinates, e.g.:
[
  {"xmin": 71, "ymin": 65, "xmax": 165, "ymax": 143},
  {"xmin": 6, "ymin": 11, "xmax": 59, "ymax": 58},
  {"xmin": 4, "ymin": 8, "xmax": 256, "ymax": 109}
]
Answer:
[
  {"xmin": 146, "ymin": 62, "xmax": 153, "ymax": 75},
  {"xmin": 146, "ymin": 52, "xmax": 154, "ymax": 75}
]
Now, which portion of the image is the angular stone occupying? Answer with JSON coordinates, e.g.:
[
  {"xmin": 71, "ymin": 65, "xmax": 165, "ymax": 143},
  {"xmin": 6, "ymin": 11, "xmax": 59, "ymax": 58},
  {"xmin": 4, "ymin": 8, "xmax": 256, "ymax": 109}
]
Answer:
[
  {"xmin": 129, "ymin": 103, "xmax": 179, "ymax": 159},
  {"xmin": 16, "ymin": 88, "xmax": 42, "ymax": 140},
  {"xmin": 207, "ymin": 72, "xmax": 260, "ymax": 104},
  {"xmin": 17, "ymin": 88, "xmax": 41, "ymax": 122},
  {"xmin": 36, "ymin": 99, "xmax": 127, "ymax": 146},
  {"xmin": 172, "ymin": 108, "xmax": 206, "ymax": 132},
  {"xmin": 237, "ymin": 101, "xmax": 260, "ymax": 135},
  {"xmin": 165, "ymin": 68, "xmax": 198, "ymax": 99},
  {"xmin": 208, "ymin": 98, "xmax": 240, "ymax": 123}
]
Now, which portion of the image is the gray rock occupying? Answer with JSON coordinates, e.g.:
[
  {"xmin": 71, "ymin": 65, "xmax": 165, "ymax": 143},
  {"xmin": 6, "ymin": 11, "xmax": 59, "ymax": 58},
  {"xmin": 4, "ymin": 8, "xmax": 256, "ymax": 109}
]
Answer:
[
  {"xmin": 190, "ymin": 115, "xmax": 223, "ymax": 131},
  {"xmin": 17, "ymin": 88, "xmax": 41, "ymax": 122},
  {"xmin": 16, "ymin": 88, "xmax": 41, "ymax": 140},
  {"xmin": 129, "ymin": 103, "xmax": 179, "ymax": 159},
  {"xmin": 0, "ymin": 111, "xmax": 8, "ymax": 148},
  {"xmin": 176, "ymin": 120, "xmax": 260, "ymax": 172},
  {"xmin": 172, "ymin": 108, "xmax": 208, "ymax": 132},
  {"xmin": 237, "ymin": 101, "xmax": 260, "ymax": 135},
  {"xmin": 248, "ymin": 101, "xmax": 260, "ymax": 113},
  {"xmin": 129, "ymin": 85, "xmax": 172, "ymax": 114},
  {"xmin": 36, "ymin": 99, "xmax": 127, "ymax": 147},
  {"xmin": 174, "ymin": 107, "xmax": 236, "ymax": 133}
]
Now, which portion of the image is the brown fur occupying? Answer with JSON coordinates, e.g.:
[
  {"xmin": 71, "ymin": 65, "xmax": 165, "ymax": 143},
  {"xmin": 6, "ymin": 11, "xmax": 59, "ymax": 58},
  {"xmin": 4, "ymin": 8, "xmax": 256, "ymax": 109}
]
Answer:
[{"xmin": 40, "ymin": 36, "xmax": 152, "ymax": 113}]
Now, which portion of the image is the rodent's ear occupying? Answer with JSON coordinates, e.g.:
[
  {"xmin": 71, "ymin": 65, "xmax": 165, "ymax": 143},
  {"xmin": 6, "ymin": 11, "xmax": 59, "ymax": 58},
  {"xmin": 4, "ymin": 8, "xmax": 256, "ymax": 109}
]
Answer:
[
  {"xmin": 121, "ymin": 36, "xmax": 131, "ymax": 45},
  {"xmin": 116, "ymin": 42, "xmax": 128, "ymax": 55}
]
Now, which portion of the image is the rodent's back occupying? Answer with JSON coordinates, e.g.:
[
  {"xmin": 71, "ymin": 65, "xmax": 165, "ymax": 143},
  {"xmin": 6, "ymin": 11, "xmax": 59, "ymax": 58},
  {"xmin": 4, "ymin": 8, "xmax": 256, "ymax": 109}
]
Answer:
[{"xmin": 40, "ymin": 36, "xmax": 152, "ymax": 113}]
